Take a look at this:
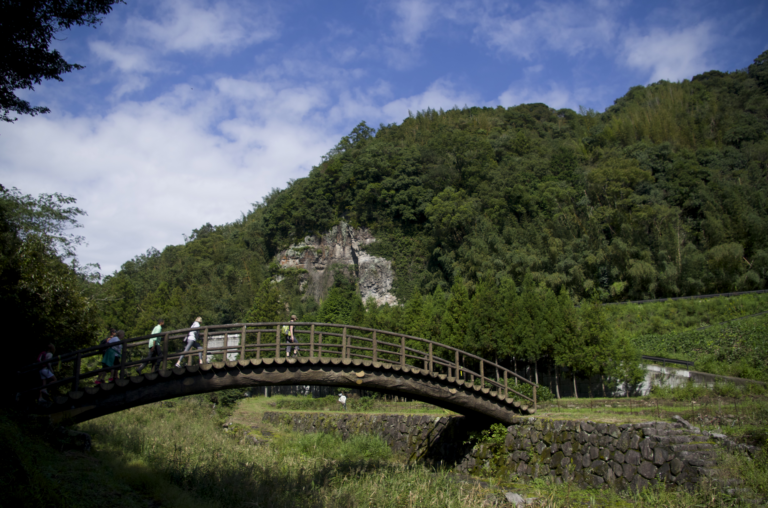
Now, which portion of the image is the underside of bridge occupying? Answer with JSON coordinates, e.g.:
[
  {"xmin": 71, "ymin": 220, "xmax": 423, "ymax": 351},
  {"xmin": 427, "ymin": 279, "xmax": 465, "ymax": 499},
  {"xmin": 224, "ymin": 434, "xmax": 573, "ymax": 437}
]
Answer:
[{"xmin": 37, "ymin": 357, "xmax": 536, "ymax": 425}]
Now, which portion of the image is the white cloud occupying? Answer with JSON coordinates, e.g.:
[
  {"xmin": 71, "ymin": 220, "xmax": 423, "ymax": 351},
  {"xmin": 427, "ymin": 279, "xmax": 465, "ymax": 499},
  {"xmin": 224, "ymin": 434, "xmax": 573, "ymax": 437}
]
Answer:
[
  {"xmin": 128, "ymin": 0, "xmax": 279, "ymax": 54},
  {"xmin": 393, "ymin": 0, "xmax": 436, "ymax": 45},
  {"xmin": 499, "ymin": 82, "xmax": 574, "ymax": 110},
  {"xmin": 89, "ymin": 41, "xmax": 155, "ymax": 73},
  {"xmin": 381, "ymin": 79, "xmax": 479, "ymax": 121},
  {"xmin": 621, "ymin": 23, "xmax": 717, "ymax": 83},
  {"xmin": 0, "ymin": 79, "xmax": 340, "ymax": 275},
  {"xmin": 472, "ymin": 1, "xmax": 618, "ymax": 59}
]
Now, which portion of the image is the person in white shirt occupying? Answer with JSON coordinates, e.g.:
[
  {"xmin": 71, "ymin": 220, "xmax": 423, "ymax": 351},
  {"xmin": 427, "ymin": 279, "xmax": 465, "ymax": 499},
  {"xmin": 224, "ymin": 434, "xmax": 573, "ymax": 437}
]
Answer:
[
  {"xmin": 176, "ymin": 317, "xmax": 203, "ymax": 368},
  {"xmin": 338, "ymin": 393, "xmax": 347, "ymax": 411}
]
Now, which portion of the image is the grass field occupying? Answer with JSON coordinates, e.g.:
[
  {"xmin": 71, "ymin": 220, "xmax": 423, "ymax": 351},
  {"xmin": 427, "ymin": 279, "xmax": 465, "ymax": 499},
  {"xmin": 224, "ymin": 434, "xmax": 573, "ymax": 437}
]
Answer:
[{"xmin": 2, "ymin": 382, "xmax": 767, "ymax": 507}]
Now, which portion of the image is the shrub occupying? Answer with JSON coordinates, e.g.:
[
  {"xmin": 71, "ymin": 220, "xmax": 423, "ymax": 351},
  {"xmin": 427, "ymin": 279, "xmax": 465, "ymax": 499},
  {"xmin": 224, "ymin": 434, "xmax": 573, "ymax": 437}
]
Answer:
[{"xmin": 511, "ymin": 382, "xmax": 555, "ymax": 402}]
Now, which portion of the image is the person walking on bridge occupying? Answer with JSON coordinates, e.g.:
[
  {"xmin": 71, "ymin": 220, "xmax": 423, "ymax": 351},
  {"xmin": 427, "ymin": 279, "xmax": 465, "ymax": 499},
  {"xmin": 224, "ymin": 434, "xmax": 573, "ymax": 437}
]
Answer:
[
  {"xmin": 137, "ymin": 318, "xmax": 164, "ymax": 375},
  {"xmin": 285, "ymin": 315, "xmax": 299, "ymax": 357},
  {"xmin": 96, "ymin": 330, "xmax": 123, "ymax": 384},
  {"xmin": 176, "ymin": 317, "xmax": 203, "ymax": 368},
  {"xmin": 37, "ymin": 343, "xmax": 56, "ymax": 403}
]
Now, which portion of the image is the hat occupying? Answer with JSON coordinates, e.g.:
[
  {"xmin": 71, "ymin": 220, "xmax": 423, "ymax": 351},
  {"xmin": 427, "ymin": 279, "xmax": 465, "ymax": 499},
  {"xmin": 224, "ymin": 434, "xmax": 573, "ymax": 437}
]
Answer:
[{"xmin": 291, "ymin": 314, "xmax": 297, "ymax": 320}]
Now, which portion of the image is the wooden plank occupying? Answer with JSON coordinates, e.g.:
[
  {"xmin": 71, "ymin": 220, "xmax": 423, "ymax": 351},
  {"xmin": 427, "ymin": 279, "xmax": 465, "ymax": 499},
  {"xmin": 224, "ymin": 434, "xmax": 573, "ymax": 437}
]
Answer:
[
  {"xmin": 318, "ymin": 333, "xmax": 323, "ymax": 357},
  {"xmin": 72, "ymin": 353, "xmax": 81, "ymax": 392},
  {"xmin": 161, "ymin": 332, "xmax": 169, "ymax": 371},
  {"xmin": 372, "ymin": 331, "xmax": 377, "ymax": 362},
  {"xmin": 455, "ymin": 350, "xmax": 459, "ymax": 378},
  {"xmin": 256, "ymin": 331, "xmax": 261, "ymax": 359},
  {"xmin": 310, "ymin": 324, "xmax": 315, "ymax": 358},
  {"xmin": 428, "ymin": 343, "xmax": 433, "ymax": 374},
  {"xmin": 480, "ymin": 360, "xmax": 484, "ymax": 388},
  {"xmin": 275, "ymin": 325, "xmax": 281, "ymax": 358},
  {"xmin": 202, "ymin": 327, "xmax": 209, "ymax": 365},
  {"xmin": 240, "ymin": 325, "xmax": 246, "ymax": 359},
  {"xmin": 342, "ymin": 327, "xmax": 347, "ymax": 359},
  {"xmin": 400, "ymin": 336, "xmax": 405, "ymax": 367}
]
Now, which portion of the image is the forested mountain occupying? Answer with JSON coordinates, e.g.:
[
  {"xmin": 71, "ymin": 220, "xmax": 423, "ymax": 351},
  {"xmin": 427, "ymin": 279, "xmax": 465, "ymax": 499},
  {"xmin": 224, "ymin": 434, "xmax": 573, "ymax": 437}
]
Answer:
[
  {"xmin": 5, "ymin": 51, "xmax": 768, "ymax": 389},
  {"xmin": 97, "ymin": 51, "xmax": 767, "ymax": 331}
]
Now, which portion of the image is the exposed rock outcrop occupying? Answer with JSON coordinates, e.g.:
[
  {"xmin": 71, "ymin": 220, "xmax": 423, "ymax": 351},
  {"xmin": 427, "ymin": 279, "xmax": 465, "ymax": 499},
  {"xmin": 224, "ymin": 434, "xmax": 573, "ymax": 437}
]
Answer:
[{"xmin": 277, "ymin": 222, "xmax": 397, "ymax": 306}]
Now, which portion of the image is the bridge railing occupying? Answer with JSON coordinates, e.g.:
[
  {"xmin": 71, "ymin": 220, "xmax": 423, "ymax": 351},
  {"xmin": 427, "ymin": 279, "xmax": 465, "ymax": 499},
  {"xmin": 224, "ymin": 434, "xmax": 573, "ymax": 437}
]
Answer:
[{"xmin": 18, "ymin": 322, "xmax": 538, "ymax": 409}]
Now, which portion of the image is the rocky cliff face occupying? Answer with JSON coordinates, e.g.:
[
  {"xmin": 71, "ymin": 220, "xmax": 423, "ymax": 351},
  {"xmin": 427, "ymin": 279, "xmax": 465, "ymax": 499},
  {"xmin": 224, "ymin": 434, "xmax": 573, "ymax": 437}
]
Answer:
[{"xmin": 276, "ymin": 222, "xmax": 397, "ymax": 306}]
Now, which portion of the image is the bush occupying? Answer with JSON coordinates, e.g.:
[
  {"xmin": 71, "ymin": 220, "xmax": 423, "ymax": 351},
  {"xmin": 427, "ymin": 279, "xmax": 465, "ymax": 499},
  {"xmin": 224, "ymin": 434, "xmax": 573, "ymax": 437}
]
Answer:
[{"xmin": 511, "ymin": 382, "xmax": 554, "ymax": 402}]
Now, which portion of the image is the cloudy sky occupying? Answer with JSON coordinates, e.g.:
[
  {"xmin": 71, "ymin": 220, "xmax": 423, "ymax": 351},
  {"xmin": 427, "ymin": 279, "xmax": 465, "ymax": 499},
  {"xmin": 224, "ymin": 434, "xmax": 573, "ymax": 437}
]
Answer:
[{"xmin": 1, "ymin": 0, "xmax": 766, "ymax": 275}]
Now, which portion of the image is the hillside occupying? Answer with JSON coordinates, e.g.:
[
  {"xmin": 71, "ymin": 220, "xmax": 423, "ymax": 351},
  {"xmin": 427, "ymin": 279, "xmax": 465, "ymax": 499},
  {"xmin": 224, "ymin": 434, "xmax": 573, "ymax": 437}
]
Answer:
[
  {"xmin": 2, "ymin": 50, "xmax": 759, "ymax": 389},
  {"xmin": 92, "ymin": 51, "xmax": 768, "ymax": 333}
]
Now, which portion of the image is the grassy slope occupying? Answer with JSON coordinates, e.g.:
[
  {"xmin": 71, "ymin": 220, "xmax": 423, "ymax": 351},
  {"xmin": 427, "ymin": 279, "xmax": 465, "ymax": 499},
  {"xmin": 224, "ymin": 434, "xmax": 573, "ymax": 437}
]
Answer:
[{"xmin": 3, "ymin": 387, "xmax": 766, "ymax": 508}]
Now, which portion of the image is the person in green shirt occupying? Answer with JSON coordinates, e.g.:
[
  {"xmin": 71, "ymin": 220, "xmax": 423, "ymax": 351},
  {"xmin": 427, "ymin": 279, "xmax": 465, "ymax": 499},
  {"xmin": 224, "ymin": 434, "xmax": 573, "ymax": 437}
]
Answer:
[{"xmin": 137, "ymin": 319, "xmax": 164, "ymax": 374}]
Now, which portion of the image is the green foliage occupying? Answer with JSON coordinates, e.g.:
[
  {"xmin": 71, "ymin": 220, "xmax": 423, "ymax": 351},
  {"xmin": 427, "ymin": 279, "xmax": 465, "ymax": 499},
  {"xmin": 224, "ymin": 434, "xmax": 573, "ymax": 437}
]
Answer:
[
  {"xmin": 277, "ymin": 432, "xmax": 392, "ymax": 464},
  {"xmin": 0, "ymin": 186, "xmax": 101, "ymax": 401},
  {"xmin": 473, "ymin": 422, "xmax": 508, "ymax": 449},
  {"xmin": 75, "ymin": 50, "xmax": 768, "ymax": 398},
  {"xmin": 649, "ymin": 381, "xmax": 767, "ymax": 401},
  {"xmin": 510, "ymin": 382, "xmax": 555, "ymax": 403},
  {"xmin": 635, "ymin": 315, "xmax": 768, "ymax": 380},
  {"xmin": 1, "ymin": 1, "xmax": 122, "ymax": 122}
]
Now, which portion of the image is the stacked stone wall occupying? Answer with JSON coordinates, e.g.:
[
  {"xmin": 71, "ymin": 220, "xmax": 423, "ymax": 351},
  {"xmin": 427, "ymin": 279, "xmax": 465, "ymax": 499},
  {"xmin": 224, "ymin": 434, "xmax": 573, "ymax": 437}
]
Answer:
[{"xmin": 262, "ymin": 412, "xmax": 724, "ymax": 491}]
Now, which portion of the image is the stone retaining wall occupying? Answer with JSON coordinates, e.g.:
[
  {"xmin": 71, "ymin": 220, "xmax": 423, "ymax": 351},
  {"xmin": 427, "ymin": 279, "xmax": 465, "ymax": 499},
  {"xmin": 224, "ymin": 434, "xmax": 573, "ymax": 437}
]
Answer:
[
  {"xmin": 459, "ymin": 417, "xmax": 720, "ymax": 491},
  {"xmin": 262, "ymin": 412, "xmax": 723, "ymax": 491}
]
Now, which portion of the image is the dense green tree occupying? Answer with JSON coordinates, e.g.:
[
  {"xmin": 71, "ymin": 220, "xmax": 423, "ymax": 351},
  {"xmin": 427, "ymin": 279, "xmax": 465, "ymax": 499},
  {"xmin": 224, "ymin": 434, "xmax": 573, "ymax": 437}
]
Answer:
[
  {"xmin": 244, "ymin": 279, "xmax": 283, "ymax": 323},
  {"xmin": 1, "ymin": 0, "xmax": 123, "ymax": 122}
]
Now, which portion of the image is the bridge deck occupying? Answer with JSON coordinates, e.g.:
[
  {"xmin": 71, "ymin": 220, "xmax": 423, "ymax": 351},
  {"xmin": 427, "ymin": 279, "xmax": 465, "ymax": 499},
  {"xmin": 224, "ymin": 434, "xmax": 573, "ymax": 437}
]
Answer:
[{"xmin": 18, "ymin": 322, "xmax": 538, "ymax": 424}]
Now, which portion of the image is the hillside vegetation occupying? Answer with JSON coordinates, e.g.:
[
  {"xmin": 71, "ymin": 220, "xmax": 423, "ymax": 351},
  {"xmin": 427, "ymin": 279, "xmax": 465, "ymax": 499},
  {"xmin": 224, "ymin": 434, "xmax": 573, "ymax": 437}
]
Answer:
[
  {"xmin": 3, "ymin": 52, "xmax": 768, "ymax": 391},
  {"xmin": 92, "ymin": 51, "xmax": 768, "ymax": 334}
]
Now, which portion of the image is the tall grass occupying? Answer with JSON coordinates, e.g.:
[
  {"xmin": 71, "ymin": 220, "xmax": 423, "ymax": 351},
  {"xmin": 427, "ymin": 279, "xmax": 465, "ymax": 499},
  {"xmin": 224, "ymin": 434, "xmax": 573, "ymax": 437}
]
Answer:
[{"xmin": 77, "ymin": 397, "xmax": 488, "ymax": 508}]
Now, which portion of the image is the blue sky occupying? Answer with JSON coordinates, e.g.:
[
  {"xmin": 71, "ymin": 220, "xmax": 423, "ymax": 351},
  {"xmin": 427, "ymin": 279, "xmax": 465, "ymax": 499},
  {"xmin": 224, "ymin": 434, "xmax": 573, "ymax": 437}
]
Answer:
[{"xmin": 1, "ymin": 0, "xmax": 766, "ymax": 275}]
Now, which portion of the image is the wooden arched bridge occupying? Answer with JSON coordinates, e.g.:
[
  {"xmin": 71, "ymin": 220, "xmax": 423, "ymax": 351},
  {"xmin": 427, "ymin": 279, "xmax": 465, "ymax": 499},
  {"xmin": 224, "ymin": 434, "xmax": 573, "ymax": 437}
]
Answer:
[{"xmin": 18, "ymin": 323, "xmax": 538, "ymax": 424}]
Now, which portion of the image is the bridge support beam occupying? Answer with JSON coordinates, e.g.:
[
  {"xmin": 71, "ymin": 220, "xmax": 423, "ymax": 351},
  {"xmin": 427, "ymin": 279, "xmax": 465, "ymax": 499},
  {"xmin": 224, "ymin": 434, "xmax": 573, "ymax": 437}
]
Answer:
[{"xmin": 39, "ymin": 357, "xmax": 535, "ymax": 425}]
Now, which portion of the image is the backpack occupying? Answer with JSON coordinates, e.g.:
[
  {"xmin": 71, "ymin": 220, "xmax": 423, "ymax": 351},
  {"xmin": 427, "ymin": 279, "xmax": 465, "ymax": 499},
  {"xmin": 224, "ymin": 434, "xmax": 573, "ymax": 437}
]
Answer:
[{"xmin": 281, "ymin": 325, "xmax": 289, "ymax": 334}]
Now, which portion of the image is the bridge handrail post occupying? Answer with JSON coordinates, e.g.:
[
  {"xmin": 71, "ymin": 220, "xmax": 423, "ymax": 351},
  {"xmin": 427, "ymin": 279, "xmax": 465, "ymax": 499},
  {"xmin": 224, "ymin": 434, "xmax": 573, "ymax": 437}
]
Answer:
[
  {"xmin": 161, "ymin": 332, "xmax": 169, "ymax": 371},
  {"xmin": 533, "ymin": 385, "xmax": 537, "ymax": 411},
  {"xmin": 318, "ymin": 333, "xmax": 323, "ymax": 357},
  {"xmin": 73, "ymin": 353, "xmax": 81, "ymax": 392},
  {"xmin": 202, "ymin": 327, "xmax": 209, "ymax": 365},
  {"xmin": 400, "ymin": 336, "xmax": 405, "ymax": 367},
  {"xmin": 310, "ymin": 324, "xmax": 315, "ymax": 358},
  {"xmin": 342, "ymin": 327, "xmax": 347, "ymax": 359},
  {"xmin": 256, "ymin": 331, "xmax": 261, "ymax": 359},
  {"xmin": 372, "ymin": 331, "xmax": 377, "ymax": 363},
  {"xmin": 455, "ymin": 350, "xmax": 459, "ymax": 380},
  {"xmin": 275, "ymin": 325, "xmax": 281, "ymax": 358},
  {"xmin": 119, "ymin": 340, "xmax": 128, "ymax": 379},
  {"xmin": 480, "ymin": 360, "xmax": 484, "ymax": 389},
  {"xmin": 428, "ymin": 343, "xmax": 433, "ymax": 374},
  {"xmin": 240, "ymin": 325, "xmax": 246, "ymax": 360},
  {"xmin": 504, "ymin": 370, "xmax": 508, "ymax": 400}
]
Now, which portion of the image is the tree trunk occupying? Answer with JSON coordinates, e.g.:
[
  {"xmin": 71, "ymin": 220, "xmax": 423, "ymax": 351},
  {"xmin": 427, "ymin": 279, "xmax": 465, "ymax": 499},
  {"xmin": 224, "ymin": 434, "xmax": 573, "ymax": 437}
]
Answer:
[
  {"xmin": 548, "ymin": 362, "xmax": 553, "ymax": 393},
  {"xmin": 514, "ymin": 358, "xmax": 518, "ymax": 385},
  {"xmin": 601, "ymin": 375, "xmax": 606, "ymax": 398},
  {"xmin": 573, "ymin": 373, "xmax": 579, "ymax": 399},
  {"xmin": 555, "ymin": 366, "xmax": 561, "ymax": 400},
  {"xmin": 534, "ymin": 360, "xmax": 539, "ymax": 385}
]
